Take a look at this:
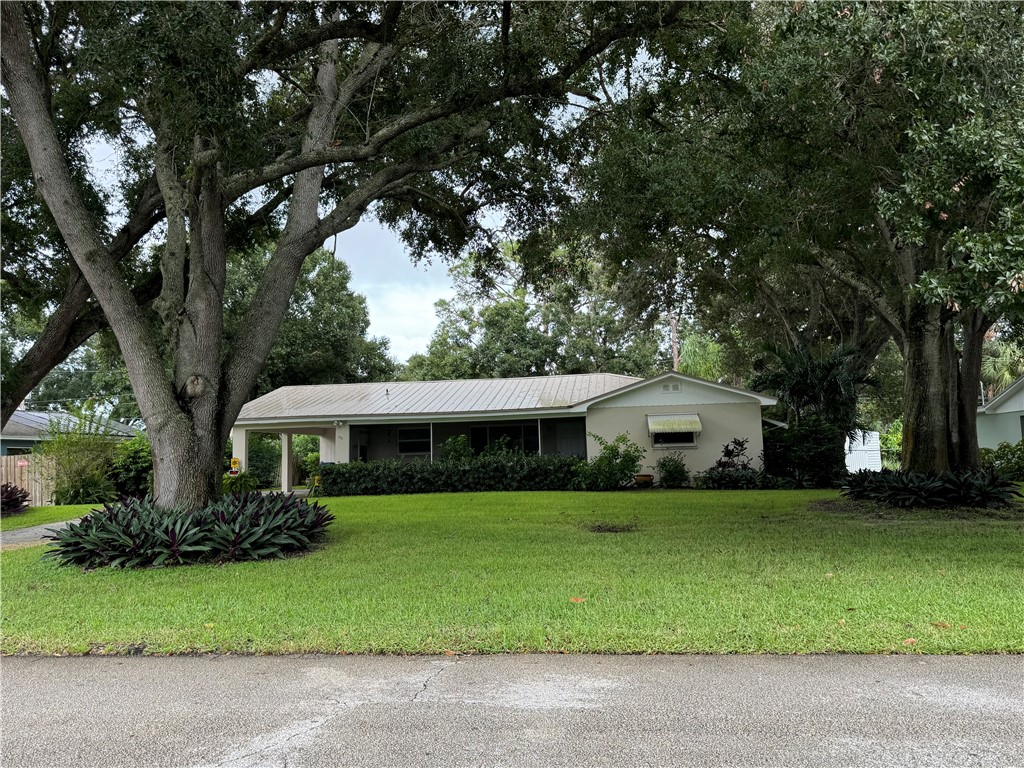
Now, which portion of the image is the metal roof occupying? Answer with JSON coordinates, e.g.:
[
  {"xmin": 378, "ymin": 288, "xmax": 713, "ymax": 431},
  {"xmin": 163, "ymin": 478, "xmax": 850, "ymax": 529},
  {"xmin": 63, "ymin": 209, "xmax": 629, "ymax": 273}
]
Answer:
[
  {"xmin": 571, "ymin": 370, "xmax": 777, "ymax": 408},
  {"xmin": 980, "ymin": 375, "xmax": 1024, "ymax": 413},
  {"xmin": 237, "ymin": 373, "xmax": 643, "ymax": 423},
  {"xmin": 0, "ymin": 410, "xmax": 138, "ymax": 440}
]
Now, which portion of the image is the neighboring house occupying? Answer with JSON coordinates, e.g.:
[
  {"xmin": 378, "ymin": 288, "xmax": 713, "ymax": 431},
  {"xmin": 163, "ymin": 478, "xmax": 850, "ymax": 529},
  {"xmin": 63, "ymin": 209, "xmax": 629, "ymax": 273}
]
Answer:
[
  {"xmin": 0, "ymin": 409, "xmax": 138, "ymax": 456},
  {"xmin": 232, "ymin": 371, "xmax": 777, "ymax": 491},
  {"xmin": 977, "ymin": 376, "xmax": 1024, "ymax": 449}
]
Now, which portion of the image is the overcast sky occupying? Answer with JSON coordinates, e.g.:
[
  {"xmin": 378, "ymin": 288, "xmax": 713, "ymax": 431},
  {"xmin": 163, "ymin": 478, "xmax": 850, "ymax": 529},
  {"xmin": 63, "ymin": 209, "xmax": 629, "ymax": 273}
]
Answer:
[{"xmin": 331, "ymin": 220, "xmax": 454, "ymax": 363}]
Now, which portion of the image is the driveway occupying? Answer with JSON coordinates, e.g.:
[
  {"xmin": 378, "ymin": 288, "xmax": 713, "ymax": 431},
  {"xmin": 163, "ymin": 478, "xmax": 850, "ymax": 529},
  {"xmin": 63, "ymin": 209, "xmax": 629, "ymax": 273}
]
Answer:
[
  {"xmin": 0, "ymin": 520, "xmax": 76, "ymax": 550},
  {"xmin": 2, "ymin": 655, "xmax": 1022, "ymax": 767}
]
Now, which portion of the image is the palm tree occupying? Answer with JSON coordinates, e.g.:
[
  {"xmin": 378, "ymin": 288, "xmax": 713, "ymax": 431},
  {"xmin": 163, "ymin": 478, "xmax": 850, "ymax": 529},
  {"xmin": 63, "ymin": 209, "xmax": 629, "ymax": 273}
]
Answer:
[
  {"xmin": 749, "ymin": 344, "xmax": 872, "ymax": 437},
  {"xmin": 981, "ymin": 340, "xmax": 1024, "ymax": 399}
]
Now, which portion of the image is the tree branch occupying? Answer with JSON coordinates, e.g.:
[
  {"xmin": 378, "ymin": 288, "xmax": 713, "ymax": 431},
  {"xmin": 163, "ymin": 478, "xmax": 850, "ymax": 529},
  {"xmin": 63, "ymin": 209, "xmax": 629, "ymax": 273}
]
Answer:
[
  {"xmin": 222, "ymin": 101, "xmax": 465, "ymax": 200},
  {"xmin": 152, "ymin": 121, "xmax": 189, "ymax": 344},
  {"xmin": 239, "ymin": 3, "xmax": 403, "ymax": 75},
  {"xmin": 816, "ymin": 253, "xmax": 905, "ymax": 346},
  {"xmin": 1, "ymin": 272, "xmax": 163, "ymax": 426},
  {"xmin": 2, "ymin": 1, "xmax": 179, "ymax": 430},
  {"xmin": 221, "ymin": 27, "xmax": 348, "ymax": 435},
  {"xmin": 381, "ymin": 184, "xmax": 473, "ymax": 235}
]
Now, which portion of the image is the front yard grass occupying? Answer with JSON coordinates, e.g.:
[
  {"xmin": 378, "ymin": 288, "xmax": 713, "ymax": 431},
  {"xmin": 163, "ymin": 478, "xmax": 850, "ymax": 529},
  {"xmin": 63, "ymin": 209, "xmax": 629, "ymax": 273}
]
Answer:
[
  {"xmin": 1, "ymin": 490, "xmax": 1021, "ymax": 655},
  {"xmin": 1, "ymin": 504, "xmax": 92, "ymax": 533}
]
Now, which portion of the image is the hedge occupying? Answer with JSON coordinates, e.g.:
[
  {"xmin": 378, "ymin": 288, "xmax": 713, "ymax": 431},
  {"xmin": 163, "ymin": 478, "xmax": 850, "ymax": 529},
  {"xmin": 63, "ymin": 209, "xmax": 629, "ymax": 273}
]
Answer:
[{"xmin": 318, "ymin": 452, "xmax": 583, "ymax": 496}]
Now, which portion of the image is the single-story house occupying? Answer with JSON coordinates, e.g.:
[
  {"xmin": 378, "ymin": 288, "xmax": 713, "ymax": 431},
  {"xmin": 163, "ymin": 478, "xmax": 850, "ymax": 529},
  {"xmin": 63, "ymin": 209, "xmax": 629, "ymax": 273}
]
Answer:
[
  {"xmin": 977, "ymin": 376, "xmax": 1024, "ymax": 449},
  {"xmin": 0, "ymin": 409, "xmax": 138, "ymax": 456},
  {"xmin": 231, "ymin": 371, "xmax": 777, "ymax": 491}
]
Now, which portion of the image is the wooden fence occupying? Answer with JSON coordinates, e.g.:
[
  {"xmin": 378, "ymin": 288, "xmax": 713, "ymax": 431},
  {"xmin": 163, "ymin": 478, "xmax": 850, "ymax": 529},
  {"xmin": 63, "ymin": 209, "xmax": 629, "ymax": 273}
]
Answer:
[{"xmin": 1, "ymin": 455, "xmax": 54, "ymax": 507}]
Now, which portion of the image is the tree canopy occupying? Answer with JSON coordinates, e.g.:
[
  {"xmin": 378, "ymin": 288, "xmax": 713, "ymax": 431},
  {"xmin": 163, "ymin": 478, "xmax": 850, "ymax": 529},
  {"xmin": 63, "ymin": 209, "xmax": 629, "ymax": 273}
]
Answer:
[
  {"xmin": 404, "ymin": 247, "xmax": 669, "ymax": 381},
  {"xmin": 543, "ymin": 1, "xmax": 1024, "ymax": 472},
  {"xmin": 2, "ymin": 1, "xmax": 706, "ymax": 508}
]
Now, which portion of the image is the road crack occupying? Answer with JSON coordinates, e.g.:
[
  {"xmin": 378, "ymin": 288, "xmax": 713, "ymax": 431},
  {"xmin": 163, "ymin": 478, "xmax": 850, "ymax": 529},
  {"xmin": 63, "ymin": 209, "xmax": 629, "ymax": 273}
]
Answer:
[
  {"xmin": 200, "ymin": 699, "xmax": 351, "ymax": 768},
  {"xmin": 411, "ymin": 657, "xmax": 460, "ymax": 703}
]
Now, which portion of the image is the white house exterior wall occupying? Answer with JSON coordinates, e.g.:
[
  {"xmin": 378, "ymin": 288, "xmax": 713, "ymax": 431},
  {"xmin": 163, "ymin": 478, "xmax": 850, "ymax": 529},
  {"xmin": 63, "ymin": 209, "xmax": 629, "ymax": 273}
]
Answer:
[
  {"xmin": 585, "ymin": 401, "xmax": 766, "ymax": 475},
  {"xmin": 977, "ymin": 411, "xmax": 1023, "ymax": 448},
  {"xmin": 844, "ymin": 431, "xmax": 883, "ymax": 471},
  {"xmin": 988, "ymin": 386, "xmax": 1024, "ymax": 413},
  {"xmin": 977, "ymin": 379, "xmax": 1024, "ymax": 449},
  {"xmin": 584, "ymin": 379, "xmax": 755, "ymax": 409}
]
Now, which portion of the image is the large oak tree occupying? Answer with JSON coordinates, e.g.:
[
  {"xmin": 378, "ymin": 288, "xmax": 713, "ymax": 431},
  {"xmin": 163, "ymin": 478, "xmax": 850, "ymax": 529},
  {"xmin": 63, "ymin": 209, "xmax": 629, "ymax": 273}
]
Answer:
[
  {"xmin": 553, "ymin": 2, "xmax": 1024, "ymax": 472},
  {"xmin": 2, "ymin": 1, "xmax": 697, "ymax": 509}
]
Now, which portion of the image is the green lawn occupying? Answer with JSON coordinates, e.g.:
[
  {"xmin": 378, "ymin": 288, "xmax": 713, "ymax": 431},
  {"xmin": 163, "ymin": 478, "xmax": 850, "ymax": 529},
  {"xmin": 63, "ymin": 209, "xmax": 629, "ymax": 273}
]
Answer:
[
  {"xmin": 1, "ymin": 490, "xmax": 1021, "ymax": 655},
  {"xmin": 1, "ymin": 504, "xmax": 93, "ymax": 533}
]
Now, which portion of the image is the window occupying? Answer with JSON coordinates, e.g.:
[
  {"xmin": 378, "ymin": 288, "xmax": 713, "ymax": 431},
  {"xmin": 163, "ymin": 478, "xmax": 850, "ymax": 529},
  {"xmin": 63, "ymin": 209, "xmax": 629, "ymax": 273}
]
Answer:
[
  {"xmin": 397, "ymin": 427, "xmax": 431, "ymax": 455},
  {"xmin": 647, "ymin": 413, "xmax": 702, "ymax": 448},
  {"xmin": 652, "ymin": 431, "xmax": 696, "ymax": 447},
  {"xmin": 468, "ymin": 423, "xmax": 539, "ymax": 454}
]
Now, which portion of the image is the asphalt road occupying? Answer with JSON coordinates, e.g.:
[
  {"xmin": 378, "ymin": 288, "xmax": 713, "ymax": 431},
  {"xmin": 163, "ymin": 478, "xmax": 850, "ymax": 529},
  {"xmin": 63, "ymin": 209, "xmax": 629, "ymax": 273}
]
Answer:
[{"xmin": 2, "ymin": 655, "xmax": 1022, "ymax": 767}]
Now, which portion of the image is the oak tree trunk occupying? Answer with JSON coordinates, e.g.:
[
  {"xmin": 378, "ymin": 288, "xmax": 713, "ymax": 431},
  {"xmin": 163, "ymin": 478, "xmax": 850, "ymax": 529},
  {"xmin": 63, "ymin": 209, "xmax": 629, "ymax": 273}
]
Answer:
[
  {"xmin": 955, "ymin": 308, "xmax": 993, "ymax": 471},
  {"xmin": 901, "ymin": 299, "xmax": 954, "ymax": 472},
  {"xmin": 149, "ymin": 420, "xmax": 224, "ymax": 511}
]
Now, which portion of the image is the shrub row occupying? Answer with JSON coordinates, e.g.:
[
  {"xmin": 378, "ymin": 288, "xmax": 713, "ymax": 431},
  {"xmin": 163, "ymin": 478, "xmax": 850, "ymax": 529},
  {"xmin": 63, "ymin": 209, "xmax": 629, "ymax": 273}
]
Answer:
[
  {"xmin": 319, "ymin": 452, "xmax": 584, "ymax": 496},
  {"xmin": 979, "ymin": 440, "xmax": 1024, "ymax": 481},
  {"xmin": 841, "ymin": 469, "xmax": 1021, "ymax": 509},
  {"xmin": 110, "ymin": 434, "xmax": 154, "ymax": 498},
  {"xmin": 573, "ymin": 433, "xmax": 645, "ymax": 491},
  {"xmin": 692, "ymin": 437, "xmax": 778, "ymax": 490},
  {"xmin": 45, "ymin": 492, "xmax": 334, "ymax": 569},
  {"xmin": 223, "ymin": 470, "xmax": 260, "ymax": 494},
  {"xmin": 697, "ymin": 467, "xmax": 775, "ymax": 490},
  {"xmin": 654, "ymin": 452, "xmax": 691, "ymax": 489}
]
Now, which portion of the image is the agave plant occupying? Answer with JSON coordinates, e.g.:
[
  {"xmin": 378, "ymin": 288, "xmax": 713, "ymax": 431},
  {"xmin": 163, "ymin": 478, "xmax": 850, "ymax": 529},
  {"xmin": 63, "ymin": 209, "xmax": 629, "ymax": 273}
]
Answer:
[
  {"xmin": 1, "ymin": 483, "xmax": 31, "ymax": 517},
  {"xmin": 45, "ymin": 493, "xmax": 334, "ymax": 569}
]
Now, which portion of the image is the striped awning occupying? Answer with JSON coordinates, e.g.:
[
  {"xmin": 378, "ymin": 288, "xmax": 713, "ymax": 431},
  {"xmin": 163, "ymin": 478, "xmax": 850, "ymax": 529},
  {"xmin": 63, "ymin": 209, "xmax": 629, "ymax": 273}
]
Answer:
[{"xmin": 647, "ymin": 413, "xmax": 702, "ymax": 434}]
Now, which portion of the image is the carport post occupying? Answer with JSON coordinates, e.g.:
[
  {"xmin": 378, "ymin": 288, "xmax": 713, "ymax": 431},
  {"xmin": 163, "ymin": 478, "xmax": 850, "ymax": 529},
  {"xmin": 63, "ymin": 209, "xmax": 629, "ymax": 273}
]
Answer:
[
  {"xmin": 230, "ymin": 426, "xmax": 248, "ymax": 472},
  {"xmin": 333, "ymin": 422, "xmax": 350, "ymax": 464},
  {"xmin": 319, "ymin": 430, "xmax": 335, "ymax": 463},
  {"xmin": 280, "ymin": 433, "xmax": 293, "ymax": 492}
]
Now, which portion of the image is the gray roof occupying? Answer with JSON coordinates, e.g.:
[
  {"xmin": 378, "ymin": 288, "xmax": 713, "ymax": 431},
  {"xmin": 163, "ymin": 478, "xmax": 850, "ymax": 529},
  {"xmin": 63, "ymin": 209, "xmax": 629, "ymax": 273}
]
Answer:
[
  {"xmin": 237, "ymin": 373, "xmax": 643, "ymax": 422},
  {"xmin": 1, "ymin": 410, "xmax": 138, "ymax": 440}
]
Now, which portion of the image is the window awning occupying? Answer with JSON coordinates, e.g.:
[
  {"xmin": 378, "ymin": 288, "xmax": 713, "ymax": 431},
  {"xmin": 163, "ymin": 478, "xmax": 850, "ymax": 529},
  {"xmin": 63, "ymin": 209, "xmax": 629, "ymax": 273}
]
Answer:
[{"xmin": 647, "ymin": 413, "xmax": 702, "ymax": 434}]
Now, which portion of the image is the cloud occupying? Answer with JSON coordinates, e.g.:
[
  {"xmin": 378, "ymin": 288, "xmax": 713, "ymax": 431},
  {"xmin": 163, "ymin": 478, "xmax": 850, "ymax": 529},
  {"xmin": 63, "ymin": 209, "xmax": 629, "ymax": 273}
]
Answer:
[
  {"xmin": 361, "ymin": 282, "xmax": 456, "ymax": 362},
  {"xmin": 333, "ymin": 220, "xmax": 456, "ymax": 363}
]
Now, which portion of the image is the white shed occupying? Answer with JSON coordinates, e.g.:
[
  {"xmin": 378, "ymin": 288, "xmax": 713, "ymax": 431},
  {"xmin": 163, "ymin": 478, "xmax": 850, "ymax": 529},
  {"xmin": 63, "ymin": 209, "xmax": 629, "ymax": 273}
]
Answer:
[{"xmin": 845, "ymin": 431, "xmax": 882, "ymax": 472}]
